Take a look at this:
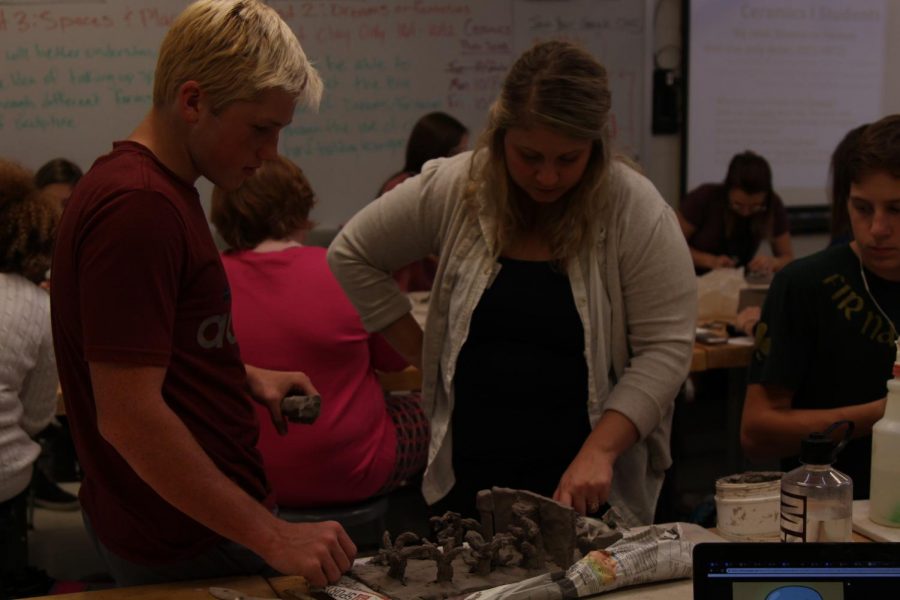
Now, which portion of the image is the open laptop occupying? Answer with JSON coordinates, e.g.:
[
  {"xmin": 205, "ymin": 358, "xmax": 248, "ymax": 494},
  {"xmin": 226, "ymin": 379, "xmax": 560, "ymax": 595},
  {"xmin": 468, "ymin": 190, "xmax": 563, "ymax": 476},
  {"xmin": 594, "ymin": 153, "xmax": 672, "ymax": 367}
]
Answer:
[{"xmin": 693, "ymin": 543, "xmax": 900, "ymax": 599}]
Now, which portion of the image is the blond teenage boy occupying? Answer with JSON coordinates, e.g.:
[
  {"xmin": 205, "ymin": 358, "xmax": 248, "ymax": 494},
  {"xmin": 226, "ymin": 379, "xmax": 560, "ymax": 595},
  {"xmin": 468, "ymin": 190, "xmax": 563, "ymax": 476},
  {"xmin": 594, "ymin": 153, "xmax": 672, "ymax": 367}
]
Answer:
[{"xmin": 51, "ymin": 0, "xmax": 355, "ymax": 586}]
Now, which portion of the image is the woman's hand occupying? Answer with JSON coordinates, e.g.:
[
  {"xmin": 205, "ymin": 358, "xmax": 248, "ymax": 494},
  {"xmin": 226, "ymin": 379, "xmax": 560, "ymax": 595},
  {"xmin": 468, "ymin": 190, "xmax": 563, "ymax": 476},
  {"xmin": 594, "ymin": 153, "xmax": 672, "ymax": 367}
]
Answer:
[
  {"xmin": 553, "ymin": 443, "xmax": 616, "ymax": 516},
  {"xmin": 552, "ymin": 409, "xmax": 638, "ymax": 516},
  {"xmin": 748, "ymin": 254, "xmax": 776, "ymax": 273},
  {"xmin": 244, "ymin": 364, "xmax": 319, "ymax": 435},
  {"xmin": 709, "ymin": 254, "xmax": 737, "ymax": 270},
  {"xmin": 734, "ymin": 306, "xmax": 761, "ymax": 337}
]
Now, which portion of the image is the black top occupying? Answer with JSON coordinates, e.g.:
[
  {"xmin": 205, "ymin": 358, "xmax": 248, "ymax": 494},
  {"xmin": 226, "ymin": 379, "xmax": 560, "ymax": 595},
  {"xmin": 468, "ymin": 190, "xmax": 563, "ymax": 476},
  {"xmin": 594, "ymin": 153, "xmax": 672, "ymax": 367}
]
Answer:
[
  {"xmin": 748, "ymin": 244, "xmax": 900, "ymax": 498},
  {"xmin": 446, "ymin": 256, "xmax": 590, "ymax": 514}
]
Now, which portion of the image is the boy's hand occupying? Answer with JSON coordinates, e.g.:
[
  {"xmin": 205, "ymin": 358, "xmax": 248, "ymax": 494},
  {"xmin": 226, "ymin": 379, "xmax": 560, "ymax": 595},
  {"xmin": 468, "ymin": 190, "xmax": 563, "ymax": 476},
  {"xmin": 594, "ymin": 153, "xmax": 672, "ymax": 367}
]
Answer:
[
  {"xmin": 245, "ymin": 365, "xmax": 318, "ymax": 434},
  {"xmin": 258, "ymin": 520, "xmax": 357, "ymax": 587}
]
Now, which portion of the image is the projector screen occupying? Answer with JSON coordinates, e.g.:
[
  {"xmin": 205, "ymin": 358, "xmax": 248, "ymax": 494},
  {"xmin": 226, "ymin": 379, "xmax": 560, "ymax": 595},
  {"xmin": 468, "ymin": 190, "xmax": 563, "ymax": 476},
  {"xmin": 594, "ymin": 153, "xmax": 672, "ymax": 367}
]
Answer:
[{"xmin": 685, "ymin": 0, "xmax": 887, "ymax": 208}]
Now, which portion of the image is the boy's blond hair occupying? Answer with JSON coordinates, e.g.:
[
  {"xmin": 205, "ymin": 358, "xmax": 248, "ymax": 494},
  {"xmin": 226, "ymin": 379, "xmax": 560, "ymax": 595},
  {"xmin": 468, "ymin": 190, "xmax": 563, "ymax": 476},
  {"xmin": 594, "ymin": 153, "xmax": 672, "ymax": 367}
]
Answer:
[{"xmin": 153, "ymin": 0, "xmax": 322, "ymax": 112}]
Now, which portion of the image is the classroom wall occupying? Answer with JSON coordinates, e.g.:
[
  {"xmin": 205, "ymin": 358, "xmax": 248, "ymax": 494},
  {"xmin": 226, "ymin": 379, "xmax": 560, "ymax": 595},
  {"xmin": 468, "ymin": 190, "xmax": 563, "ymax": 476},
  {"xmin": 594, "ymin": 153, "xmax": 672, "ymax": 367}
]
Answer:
[
  {"xmin": 650, "ymin": 1, "xmax": 900, "ymax": 259},
  {"xmin": 3, "ymin": 0, "xmax": 898, "ymax": 246},
  {"xmin": 0, "ymin": 0, "xmax": 649, "ymax": 228},
  {"xmin": 642, "ymin": 0, "xmax": 682, "ymax": 212}
]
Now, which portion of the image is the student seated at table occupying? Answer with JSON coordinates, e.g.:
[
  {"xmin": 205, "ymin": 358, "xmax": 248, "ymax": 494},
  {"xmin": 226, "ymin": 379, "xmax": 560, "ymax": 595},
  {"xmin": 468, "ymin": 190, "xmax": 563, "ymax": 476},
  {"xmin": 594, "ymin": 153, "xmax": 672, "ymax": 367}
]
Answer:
[
  {"xmin": 35, "ymin": 158, "xmax": 83, "ymax": 211},
  {"xmin": 0, "ymin": 159, "xmax": 60, "ymax": 597},
  {"xmin": 733, "ymin": 127, "xmax": 872, "ymax": 342},
  {"xmin": 678, "ymin": 151, "xmax": 793, "ymax": 274},
  {"xmin": 329, "ymin": 40, "xmax": 696, "ymax": 525},
  {"xmin": 377, "ymin": 111, "xmax": 469, "ymax": 292},
  {"xmin": 50, "ymin": 0, "xmax": 354, "ymax": 587},
  {"xmin": 32, "ymin": 158, "xmax": 84, "ymax": 509},
  {"xmin": 210, "ymin": 155, "xmax": 429, "ymax": 509},
  {"xmin": 740, "ymin": 115, "xmax": 900, "ymax": 499}
]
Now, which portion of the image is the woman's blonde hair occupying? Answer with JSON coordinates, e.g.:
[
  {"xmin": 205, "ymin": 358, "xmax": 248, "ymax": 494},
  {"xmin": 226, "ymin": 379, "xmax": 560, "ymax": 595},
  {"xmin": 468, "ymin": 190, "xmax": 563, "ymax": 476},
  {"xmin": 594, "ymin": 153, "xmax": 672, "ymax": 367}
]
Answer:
[
  {"xmin": 0, "ymin": 159, "xmax": 59, "ymax": 282},
  {"xmin": 472, "ymin": 40, "xmax": 612, "ymax": 262},
  {"xmin": 211, "ymin": 155, "xmax": 316, "ymax": 250},
  {"xmin": 153, "ymin": 0, "xmax": 322, "ymax": 113}
]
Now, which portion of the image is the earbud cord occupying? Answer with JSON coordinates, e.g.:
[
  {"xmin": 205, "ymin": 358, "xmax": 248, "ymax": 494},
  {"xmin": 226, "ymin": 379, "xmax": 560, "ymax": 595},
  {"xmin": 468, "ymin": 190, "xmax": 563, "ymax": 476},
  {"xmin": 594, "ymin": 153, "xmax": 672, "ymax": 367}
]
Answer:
[{"xmin": 859, "ymin": 257, "xmax": 899, "ymax": 346}]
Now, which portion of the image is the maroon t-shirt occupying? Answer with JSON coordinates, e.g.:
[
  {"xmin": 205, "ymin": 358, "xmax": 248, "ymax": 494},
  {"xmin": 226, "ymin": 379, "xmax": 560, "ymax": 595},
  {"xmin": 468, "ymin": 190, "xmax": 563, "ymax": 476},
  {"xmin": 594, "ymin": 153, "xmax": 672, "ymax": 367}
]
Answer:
[
  {"xmin": 51, "ymin": 141, "xmax": 272, "ymax": 564},
  {"xmin": 680, "ymin": 183, "xmax": 789, "ymax": 272}
]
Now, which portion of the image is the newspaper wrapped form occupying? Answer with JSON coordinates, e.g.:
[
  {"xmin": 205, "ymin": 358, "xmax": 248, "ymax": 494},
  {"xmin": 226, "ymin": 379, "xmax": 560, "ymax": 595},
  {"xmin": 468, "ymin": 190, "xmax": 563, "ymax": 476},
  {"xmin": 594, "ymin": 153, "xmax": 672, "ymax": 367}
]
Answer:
[
  {"xmin": 462, "ymin": 523, "xmax": 694, "ymax": 600},
  {"xmin": 310, "ymin": 576, "xmax": 389, "ymax": 600}
]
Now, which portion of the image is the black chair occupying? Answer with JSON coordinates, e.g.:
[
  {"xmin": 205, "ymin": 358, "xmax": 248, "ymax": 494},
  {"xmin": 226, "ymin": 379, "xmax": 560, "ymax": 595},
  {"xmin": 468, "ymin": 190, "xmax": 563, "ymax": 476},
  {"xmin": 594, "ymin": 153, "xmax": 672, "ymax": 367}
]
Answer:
[{"xmin": 277, "ymin": 496, "xmax": 389, "ymax": 552}]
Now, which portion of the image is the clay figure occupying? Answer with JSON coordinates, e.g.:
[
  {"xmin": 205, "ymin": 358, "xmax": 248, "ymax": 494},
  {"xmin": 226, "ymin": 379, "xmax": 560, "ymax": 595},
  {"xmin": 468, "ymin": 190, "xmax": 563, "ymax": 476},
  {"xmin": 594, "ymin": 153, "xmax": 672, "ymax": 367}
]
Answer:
[
  {"xmin": 351, "ymin": 488, "xmax": 591, "ymax": 600},
  {"xmin": 408, "ymin": 540, "xmax": 467, "ymax": 584},
  {"xmin": 509, "ymin": 501, "xmax": 544, "ymax": 569},
  {"xmin": 429, "ymin": 510, "xmax": 482, "ymax": 550},
  {"xmin": 462, "ymin": 530, "xmax": 493, "ymax": 576},
  {"xmin": 489, "ymin": 532, "xmax": 520, "ymax": 570},
  {"xmin": 371, "ymin": 531, "xmax": 423, "ymax": 583}
]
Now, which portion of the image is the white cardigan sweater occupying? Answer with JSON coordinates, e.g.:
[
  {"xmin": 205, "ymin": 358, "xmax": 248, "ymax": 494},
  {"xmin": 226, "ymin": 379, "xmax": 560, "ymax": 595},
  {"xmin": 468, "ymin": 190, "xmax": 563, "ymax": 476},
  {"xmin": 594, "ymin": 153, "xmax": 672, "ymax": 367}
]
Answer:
[
  {"xmin": 329, "ymin": 152, "xmax": 696, "ymax": 524},
  {"xmin": 0, "ymin": 273, "xmax": 58, "ymax": 503}
]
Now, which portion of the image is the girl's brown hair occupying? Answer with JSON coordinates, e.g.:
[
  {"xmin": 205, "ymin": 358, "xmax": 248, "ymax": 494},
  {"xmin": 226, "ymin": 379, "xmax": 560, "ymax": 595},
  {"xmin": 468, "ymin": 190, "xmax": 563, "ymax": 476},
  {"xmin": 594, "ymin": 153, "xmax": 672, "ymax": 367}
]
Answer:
[
  {"xmin": 722, "ymin": 150, "xmax": 776, "ymax": 242},
  {"xmin": 211, "ymin": 155, "xmax": 316, "ymax": 250}
]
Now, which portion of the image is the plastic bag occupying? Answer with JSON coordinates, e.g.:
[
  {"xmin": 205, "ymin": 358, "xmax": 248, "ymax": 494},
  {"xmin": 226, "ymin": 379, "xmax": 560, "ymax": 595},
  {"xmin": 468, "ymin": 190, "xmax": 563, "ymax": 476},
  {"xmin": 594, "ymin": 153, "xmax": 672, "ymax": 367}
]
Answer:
[{"xmin": 696, "ymin": 268, "xmax": 745, "ymax": 320}]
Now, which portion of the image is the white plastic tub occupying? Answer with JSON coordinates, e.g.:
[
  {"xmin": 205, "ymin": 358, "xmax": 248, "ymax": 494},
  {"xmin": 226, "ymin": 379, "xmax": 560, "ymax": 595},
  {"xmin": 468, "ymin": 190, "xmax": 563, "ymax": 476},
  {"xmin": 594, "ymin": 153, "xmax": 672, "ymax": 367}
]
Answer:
[{"xmin": 715, "ymin": 471, "xmax": 783, "ymax": 541}]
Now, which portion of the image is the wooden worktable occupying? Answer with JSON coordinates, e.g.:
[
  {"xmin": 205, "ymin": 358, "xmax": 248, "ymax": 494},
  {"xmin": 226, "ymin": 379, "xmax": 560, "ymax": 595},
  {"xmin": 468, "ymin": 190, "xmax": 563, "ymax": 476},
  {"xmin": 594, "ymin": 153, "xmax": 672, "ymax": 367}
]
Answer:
[
  {"xmin": 691, "ymin": 339, "xmax": 754, "ymax": 372},
  {"xmin": 380, "ymin": 340, "xmax": 755, "ymax": 393},
  {"xmin": 29, "ymin": 575, "xmax": 276, "ymax": 599},
  {"xmin": 27, "ymin": 528, "xmax": 876, "ymax": 599}
]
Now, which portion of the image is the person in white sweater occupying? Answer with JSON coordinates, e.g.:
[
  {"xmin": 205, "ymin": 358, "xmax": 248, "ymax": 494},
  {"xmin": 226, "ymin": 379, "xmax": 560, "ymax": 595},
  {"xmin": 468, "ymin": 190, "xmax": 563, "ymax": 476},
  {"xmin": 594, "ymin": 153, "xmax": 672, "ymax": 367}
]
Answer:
[
  {"xmin": 0, "ymin": 158, "xmax": 60, "ymax": 587},
  {"xmin": 329, "ymin": 41, "xmax": 696, "ymax": 525}
]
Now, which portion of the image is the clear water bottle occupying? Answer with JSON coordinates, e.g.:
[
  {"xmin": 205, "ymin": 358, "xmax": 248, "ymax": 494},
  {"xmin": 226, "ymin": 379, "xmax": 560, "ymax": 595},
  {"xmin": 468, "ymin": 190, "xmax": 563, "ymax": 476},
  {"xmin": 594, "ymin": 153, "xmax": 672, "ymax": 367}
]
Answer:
[
  {"xmin": 869, "ymin": 343, "xmax": 900, "ymax": 527},
  {"xmin": 780, "ymin": 421, "xmax": 854, "ymax": 542}
]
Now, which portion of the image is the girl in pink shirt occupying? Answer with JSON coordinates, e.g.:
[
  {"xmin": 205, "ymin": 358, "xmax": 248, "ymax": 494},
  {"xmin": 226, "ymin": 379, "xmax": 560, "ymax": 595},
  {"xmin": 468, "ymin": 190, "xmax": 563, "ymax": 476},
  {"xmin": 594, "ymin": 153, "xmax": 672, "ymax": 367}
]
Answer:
[{"xmin": 211, "ymin": 156, "xmax": 428, "ymax": 507}]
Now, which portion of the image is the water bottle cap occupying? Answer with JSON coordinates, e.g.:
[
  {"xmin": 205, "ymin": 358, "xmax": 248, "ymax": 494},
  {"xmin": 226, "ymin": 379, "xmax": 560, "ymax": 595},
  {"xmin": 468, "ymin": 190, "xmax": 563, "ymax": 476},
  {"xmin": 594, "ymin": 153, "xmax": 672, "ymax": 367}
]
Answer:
[
  {"xmin": 800, "ymin": 432, "xmax": 837, "ymax": 465},
  {"xmin": 800, "ymin": 421, "xmax": 855, "ymax": 465}
]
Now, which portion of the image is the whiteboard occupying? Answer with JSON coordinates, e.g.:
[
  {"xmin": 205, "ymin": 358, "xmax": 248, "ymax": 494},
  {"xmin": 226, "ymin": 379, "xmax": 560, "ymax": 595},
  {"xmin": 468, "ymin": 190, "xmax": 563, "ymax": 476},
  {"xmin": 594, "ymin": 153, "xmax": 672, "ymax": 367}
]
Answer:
[
  {"xmin": 686, "ymin": 0, "xmax": 888, "ymax": 208},
  {"xmin": 0, "ymin": 0, "xmax": 645, "ymax": 227}
]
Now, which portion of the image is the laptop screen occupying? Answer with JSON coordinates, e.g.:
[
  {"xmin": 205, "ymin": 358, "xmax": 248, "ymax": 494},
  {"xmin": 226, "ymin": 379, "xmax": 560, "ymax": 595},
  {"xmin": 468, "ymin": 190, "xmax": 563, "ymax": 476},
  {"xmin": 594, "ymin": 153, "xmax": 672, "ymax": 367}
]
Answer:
[{"xmin": 693, "ymin": 543, "xmax": 900, "ymax": 599}]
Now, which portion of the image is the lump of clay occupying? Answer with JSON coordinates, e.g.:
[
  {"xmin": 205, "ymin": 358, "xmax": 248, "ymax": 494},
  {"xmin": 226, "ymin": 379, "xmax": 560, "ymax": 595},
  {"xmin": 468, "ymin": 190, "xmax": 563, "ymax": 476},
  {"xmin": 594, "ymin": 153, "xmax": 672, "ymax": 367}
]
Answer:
[{"xmin": 281, "ymin": 394, "xmax": 321, "ymax": 424}]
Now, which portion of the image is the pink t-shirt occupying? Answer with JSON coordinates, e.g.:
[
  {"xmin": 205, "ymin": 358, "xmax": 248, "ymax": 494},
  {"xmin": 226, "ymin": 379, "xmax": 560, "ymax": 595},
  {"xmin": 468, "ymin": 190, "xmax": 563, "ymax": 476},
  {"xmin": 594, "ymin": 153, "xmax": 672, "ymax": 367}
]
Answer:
[{"xmin": 221, "ymin": 246, "xmax": 407, "ymax": 506}]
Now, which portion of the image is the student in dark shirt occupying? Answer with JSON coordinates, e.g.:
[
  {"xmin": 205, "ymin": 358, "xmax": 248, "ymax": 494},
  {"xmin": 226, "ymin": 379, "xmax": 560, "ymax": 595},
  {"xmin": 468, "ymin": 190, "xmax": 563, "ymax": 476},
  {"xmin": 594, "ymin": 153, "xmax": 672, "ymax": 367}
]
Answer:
[
  {"xmin": 678, "ymin": 151, "xmax": 794, "ymax": 274},
  {"xmin": 741, "ymin": 114, "xmax": 900, "ymax": 498}
]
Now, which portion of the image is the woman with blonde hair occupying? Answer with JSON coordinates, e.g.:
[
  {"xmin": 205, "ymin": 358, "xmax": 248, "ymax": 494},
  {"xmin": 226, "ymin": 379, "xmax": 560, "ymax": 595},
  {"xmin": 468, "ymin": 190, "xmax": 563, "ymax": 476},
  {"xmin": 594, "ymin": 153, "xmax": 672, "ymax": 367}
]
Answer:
[{"xmin": 329, "ymin": 40, "xmax": 696, "ymax": 524}]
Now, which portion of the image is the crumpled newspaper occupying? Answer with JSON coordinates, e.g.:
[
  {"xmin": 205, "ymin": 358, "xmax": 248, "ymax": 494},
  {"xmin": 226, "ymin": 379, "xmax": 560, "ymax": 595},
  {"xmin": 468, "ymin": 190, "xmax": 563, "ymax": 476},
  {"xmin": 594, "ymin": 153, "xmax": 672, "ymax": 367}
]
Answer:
[
  {"xmin": 574, "ymin": 506, "xmax": 628, "ymax": 555},
  {"xmin": 463, "ymin": 523, "xmax": 694, "ymax": 600}
]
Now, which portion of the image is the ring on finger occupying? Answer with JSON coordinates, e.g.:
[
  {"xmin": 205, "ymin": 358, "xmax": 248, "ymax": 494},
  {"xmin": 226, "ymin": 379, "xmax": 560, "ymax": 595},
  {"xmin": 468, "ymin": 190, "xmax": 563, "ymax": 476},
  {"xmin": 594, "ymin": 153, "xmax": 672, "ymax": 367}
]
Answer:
[{"xmin": 587, "ymin": 501, "xmax": 600, "ymax": 514}]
